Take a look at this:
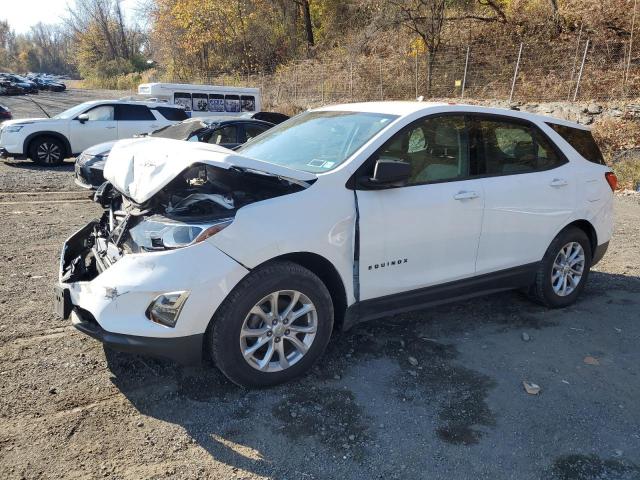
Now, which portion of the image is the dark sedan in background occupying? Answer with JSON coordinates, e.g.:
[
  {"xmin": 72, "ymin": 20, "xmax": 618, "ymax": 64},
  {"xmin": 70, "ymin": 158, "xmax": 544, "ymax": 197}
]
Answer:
[
  {"xmin": 0, "ymin": 104, "xmax": 12, "ymax": 121},
  {"xmin": 75, "ymin": 116, "xmax": 284, "ymax": 189}
]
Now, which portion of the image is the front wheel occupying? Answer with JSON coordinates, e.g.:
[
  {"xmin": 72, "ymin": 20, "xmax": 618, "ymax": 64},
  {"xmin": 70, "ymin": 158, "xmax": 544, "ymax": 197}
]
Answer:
[
  {"xmin": 208, "ymin": 261, "xmax": 334, "ymax": 387},
  {"xmin": 29, "ymin": 136, "xmax": 66, "ymax": 166},
  {"xmin": 529, "ymin": 227, "xmax": 592, "ymax": 308}
]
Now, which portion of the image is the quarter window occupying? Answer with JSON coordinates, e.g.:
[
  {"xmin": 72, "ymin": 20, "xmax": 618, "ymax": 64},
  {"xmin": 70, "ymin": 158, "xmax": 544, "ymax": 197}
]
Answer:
[
  {"xmin": 475, "ymin": 119, "xmax": 564, "ymax": 174},
  {"xmin": 547, "ymin": 123, "xmax": 605, "ymax": 165},
  {"xmin": 375, "ymin": 115, "xmax": 469, "ymax": 184}
]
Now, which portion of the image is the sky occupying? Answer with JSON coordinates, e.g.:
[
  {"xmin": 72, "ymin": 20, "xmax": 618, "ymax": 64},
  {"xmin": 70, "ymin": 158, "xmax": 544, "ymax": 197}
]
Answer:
[{"xmin": 1, "ymin": 0, "xmax": 139, "ymax": 33}]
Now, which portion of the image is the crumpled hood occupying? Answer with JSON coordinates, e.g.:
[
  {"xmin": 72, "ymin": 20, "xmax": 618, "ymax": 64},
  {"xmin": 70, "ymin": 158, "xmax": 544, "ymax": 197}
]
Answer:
[{"xmin": 103, "ymin": 137, "xmax": 317, "ymax": 204}]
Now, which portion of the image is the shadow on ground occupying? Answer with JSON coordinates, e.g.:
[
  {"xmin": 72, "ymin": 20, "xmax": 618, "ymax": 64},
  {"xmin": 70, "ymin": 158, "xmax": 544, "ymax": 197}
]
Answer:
[{"xmin": 105, "ymin": 271, "xmax": 640, "ymax": 479}]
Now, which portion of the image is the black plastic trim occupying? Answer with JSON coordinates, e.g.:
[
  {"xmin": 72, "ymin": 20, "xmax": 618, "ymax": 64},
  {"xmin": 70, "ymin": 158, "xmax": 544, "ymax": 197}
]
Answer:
[
  {"xmin": 72, "ymin": 308, "xmax": 204, "ymax": 365},
  {"xmin": 343, "ymin": 262, "xmax": 538, "ymax": 330}
]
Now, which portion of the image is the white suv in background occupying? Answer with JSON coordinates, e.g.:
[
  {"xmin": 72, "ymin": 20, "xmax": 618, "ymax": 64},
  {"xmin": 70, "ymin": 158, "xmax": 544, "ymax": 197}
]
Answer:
[
  {"xmin": 55, "ymin": 102, "xmax": 615, "ymax": 387},
  {"xmin": 0, "ymin": 100, "xmax": 188, "ymax": 165}
]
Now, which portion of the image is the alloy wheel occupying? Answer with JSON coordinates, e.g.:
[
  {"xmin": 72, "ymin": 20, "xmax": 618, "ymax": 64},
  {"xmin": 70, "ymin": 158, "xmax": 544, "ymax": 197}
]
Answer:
[
  {"xmin": 551, "ymin": 241, "xmax": 585, "ymax": 297},
  {"xmin": 37, "ymin": 142, "xmax": 61, "ymax": 164},
  {"xmin": 240, "ymin": 290, "xmax": 317, "ymax": 372}
]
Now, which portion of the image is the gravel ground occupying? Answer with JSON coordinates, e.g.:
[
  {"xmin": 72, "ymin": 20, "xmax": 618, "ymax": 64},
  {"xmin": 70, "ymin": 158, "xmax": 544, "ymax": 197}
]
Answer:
[{"xmin": 1, "ymin": 91, "xmax": 640, "ymax": 480}]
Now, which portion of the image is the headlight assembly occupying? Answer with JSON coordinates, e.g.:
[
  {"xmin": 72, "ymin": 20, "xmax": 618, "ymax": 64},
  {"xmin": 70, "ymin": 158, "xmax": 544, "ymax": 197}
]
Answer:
[
  {"xmin": 128, "ymin": 216, "xmax": 233, "ymax": 251},
  {"xmin": 5, "ymin": 125, "xmax": 24, "ymax": 133}
]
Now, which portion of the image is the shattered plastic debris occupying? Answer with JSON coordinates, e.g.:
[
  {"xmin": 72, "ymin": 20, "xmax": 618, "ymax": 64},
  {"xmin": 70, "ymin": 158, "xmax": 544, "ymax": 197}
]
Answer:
[{"xmin": 523, "ymin": 381, "xmax": 541, "ymax": 395}]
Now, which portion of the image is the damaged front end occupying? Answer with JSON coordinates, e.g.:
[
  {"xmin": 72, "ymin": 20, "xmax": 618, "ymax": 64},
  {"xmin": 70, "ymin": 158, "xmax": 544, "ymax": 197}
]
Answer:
[{"xmin": 60, "ymin": 161, "xmax": 305, "ymax": 284}]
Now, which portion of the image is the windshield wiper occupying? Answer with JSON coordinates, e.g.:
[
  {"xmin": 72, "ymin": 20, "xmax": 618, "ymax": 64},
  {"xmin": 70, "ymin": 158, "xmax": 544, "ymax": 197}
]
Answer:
[{"xmin": 229, "ymin": 166, "xmax": 311, "ymax": 189}]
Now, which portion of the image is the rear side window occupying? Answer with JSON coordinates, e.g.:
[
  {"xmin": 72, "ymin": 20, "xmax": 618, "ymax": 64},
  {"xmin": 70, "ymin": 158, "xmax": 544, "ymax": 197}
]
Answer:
[
  {"xmin": 474, "ymin": 118, "xmax": 565, "ymax": 175},
  {"xmin": 208, "ymin": 125, "xmax": 238, "ymax": 145},
  {"xmin": 156, "ymin": 107, "xmax": 188, "ymax": 121},
  {"xmin": 547, "ymin": 123, "xmax": 605, "ymax": 165},
  {"xmin": 115, "ymin": 104, "xmax": 155, "ymax": 121},
  {"xmin": 243, "ymin": 123, "xmax": 270, "ymax": 142}
]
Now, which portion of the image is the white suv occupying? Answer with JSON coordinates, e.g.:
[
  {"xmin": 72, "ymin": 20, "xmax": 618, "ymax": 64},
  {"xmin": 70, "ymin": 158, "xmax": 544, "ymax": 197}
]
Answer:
[
  {"xmin": 55, "ymin": 102, "xmax": 615, "ymax": 387},
  {"xmin": 0, "ymin": 100, "xmax": 187, "ymax": 165}
]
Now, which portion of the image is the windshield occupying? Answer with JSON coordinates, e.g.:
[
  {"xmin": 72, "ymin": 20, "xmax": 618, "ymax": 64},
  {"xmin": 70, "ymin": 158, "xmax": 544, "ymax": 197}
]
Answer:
[
  {"xmin": 54, "ymin": 102, "xmax": 93, "ymax": 120},
  {"xmin": 236, "ymin": 110, "xmax": 397, "ymax": 173}
]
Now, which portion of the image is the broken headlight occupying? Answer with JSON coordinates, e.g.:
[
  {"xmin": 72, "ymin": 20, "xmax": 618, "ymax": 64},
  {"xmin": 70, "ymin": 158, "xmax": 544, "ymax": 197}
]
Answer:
[{"xmin": 128, "ymin": 216, "xmax": 233, "ymax": 251}]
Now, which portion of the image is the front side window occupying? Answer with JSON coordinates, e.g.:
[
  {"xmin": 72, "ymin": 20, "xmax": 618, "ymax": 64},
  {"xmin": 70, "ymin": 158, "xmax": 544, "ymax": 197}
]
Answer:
[
  {"xmin": 243, "ymin": 123, "xmax": 269, "ymax": 141},
  {"xmin": 475, "ymin": 118, "xmax": 564, "ymax": 174},
  {"xmin": 237, "ymin": 111, "xmax": 397, "ymax": 173},
  {"xmin": 84, "ymin": 105, "xmax": 114, "ymax": 121},
  {"xmin": 373, "ymin": 115, "xmax": 469, "ymax": 184},
  {"xmin": 208, "ymin": 125, "xmax": 238, "ymax": 145}
]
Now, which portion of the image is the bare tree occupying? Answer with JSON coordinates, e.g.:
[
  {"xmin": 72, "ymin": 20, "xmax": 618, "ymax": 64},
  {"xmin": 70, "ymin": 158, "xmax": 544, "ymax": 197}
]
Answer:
[{"xmin": 388, "ymin": 0, "xmax": 447, "ymax": 95}]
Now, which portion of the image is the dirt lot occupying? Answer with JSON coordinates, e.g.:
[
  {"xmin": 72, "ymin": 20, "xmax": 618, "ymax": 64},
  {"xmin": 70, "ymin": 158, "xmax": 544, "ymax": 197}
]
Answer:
[{"xmin": 1, "ymin": 91, "xmax": 640, "ymax": 480}]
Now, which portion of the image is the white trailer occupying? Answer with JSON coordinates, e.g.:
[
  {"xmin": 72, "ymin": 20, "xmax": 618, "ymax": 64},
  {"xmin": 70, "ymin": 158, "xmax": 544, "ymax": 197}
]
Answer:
[{"xmin": 137, "ymin": 83, "xmax": 261, "ymax": 118}]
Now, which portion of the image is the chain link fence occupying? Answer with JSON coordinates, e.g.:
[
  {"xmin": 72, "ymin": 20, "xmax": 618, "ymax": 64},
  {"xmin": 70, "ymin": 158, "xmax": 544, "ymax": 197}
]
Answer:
[{"xmin": 157, "ymin": 38, "xmax": 640, "ymax": 110}]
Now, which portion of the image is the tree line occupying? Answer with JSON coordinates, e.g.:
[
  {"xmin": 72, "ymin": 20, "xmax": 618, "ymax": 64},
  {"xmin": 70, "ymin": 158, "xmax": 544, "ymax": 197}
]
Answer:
[{"xmin": 0, "ymin": 0, "xmax": 637, "ymax": 85}]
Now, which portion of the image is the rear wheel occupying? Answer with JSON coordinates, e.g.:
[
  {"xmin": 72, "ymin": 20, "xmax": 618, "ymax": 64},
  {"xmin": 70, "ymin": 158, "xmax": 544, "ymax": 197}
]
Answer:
[
  {"xmin": 208, "ymin": 261, "xmax": 334, "ymax": 387},
  {"xmin": 29, "ymin": 136, "xmax": 66, "ymax": 166},
  {"xmin": 529, "ymin": 227, "xmax": 592, "ymax": 308}
]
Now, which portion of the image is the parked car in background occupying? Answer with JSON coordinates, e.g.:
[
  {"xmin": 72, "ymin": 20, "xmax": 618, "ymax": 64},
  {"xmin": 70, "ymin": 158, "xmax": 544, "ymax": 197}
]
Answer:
[
  {"xmin": 56, "ymin": 102, "xmax": 615, "ymax": 387},
  {"xmin": 0, "ymin": 74, "xmax": 38, "ymax": 94},
  {"xmin": 0, "ymin": 104, "xmax": 12, "ymax": 121},
  {"xmin": 0, "ymin": 79, "xmax": 26, "ymax": 96},
  {"xmin": 29, "ymin": 76, "xmax": 66, "ymax": 92},
  {"xmin": 74, "ymin": 116, "xmax": 281, "ymax": 189},
  {"xmin": 0, "ymin": 100, "xmax": 188, "ymax": 165}
]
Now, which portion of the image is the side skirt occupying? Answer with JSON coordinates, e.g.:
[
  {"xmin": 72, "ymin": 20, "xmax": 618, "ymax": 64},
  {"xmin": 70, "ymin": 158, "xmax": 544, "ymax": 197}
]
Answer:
[{"xmin": 343, "ymin": 263, "xmax": 538, "ymax": 330}]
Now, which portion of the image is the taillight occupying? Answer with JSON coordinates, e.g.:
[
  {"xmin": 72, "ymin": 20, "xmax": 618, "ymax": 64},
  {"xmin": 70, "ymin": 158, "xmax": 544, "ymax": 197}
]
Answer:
[{"xmin": 605, "ymin": 172, "xmax": 618, "ymax": 192}]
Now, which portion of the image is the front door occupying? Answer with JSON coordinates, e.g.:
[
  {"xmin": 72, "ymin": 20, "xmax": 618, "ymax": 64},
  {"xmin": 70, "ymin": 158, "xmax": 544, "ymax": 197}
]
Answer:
[
  {"xmin": 69, "ymin": 104, "xmax": 118, "ymax": 153},
  {"xmin": 356, "ymin": 114, "xmax": 485, "ymax": 301}
]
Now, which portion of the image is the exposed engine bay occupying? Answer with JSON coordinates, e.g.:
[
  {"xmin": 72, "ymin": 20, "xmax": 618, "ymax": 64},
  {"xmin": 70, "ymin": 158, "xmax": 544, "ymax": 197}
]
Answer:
[{"xmin": 60, "ymin": 163, "xmax": 305, "ymax": 283}]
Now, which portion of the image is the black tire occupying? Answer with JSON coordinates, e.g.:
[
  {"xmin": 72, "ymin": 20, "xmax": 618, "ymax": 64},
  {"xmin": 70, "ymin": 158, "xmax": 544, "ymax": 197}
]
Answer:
[
  {"xmin": 529, "ymin": 227, "xmax": 592, "ymax": 308},
  {"xmin": 207, "ymin": 261, "xmax": 334, "ymax": 387},
  {"xmin": 29, "ymin": 136, "xmax": 67, "ymax": 166}
]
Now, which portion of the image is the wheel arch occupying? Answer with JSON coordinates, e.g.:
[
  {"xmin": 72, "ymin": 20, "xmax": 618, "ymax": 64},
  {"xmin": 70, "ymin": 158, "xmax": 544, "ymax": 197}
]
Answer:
[
  {"xmin": 24, "ymin": 131, "xmax": 72, "ymax": 158},
  {"xmin": 269, "ymin": 252, "xmax": 349, "ymax": 331},
  {"xmin": 558, "ymin": 219, "xmax": 598, "ymax": 254}
]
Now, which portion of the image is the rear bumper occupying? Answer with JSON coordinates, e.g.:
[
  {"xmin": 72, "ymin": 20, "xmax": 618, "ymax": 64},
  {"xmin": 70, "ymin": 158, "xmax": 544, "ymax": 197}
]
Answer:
[{"xmin": 71, "ymin": 307, "xmax": 204, "ymax": 365}]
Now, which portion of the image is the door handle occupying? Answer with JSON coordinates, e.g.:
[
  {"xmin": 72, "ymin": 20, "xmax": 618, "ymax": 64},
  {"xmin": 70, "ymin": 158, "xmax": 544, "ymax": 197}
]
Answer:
[
  {"xmin": 454, "ymin": 190, "xmax": 480, "ymax": 200},
  {"xmin": 549, "ymin": 178, "xmax": 568, "ymax": 187},
  {"xmin": 106, "ymin": 126, "xmax": 116, "ymax": 129},
  {"xmin": 150, "ymin": 124, "xmax": 159, "ymax": 128}
]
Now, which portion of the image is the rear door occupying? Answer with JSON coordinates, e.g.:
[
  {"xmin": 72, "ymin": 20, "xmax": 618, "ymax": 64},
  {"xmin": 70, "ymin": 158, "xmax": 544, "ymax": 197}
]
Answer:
[
  {"xmin": 115, "ymin": 104, "xmax": 162, "ymax": 138},
  {"xmin": 356, "ymin": 114, "xmax": 485, "ymax": 300},
  {"xmin": 68, "ymin": 104, "xmax": 118, "ymax": 153},
  {"xmin": 471, "ymin": 115, "xmax": 576, "ymax": 274}
]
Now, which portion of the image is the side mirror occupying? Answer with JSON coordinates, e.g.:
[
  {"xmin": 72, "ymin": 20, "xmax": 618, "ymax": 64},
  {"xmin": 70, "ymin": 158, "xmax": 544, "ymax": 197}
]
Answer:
[
  {"xmin": 77, "ymin": 113, "xmax": 89, "ymax": 124},
  {"xmin": 359, "ymin": 158, "xmax": 411, "ymax": 188}
]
